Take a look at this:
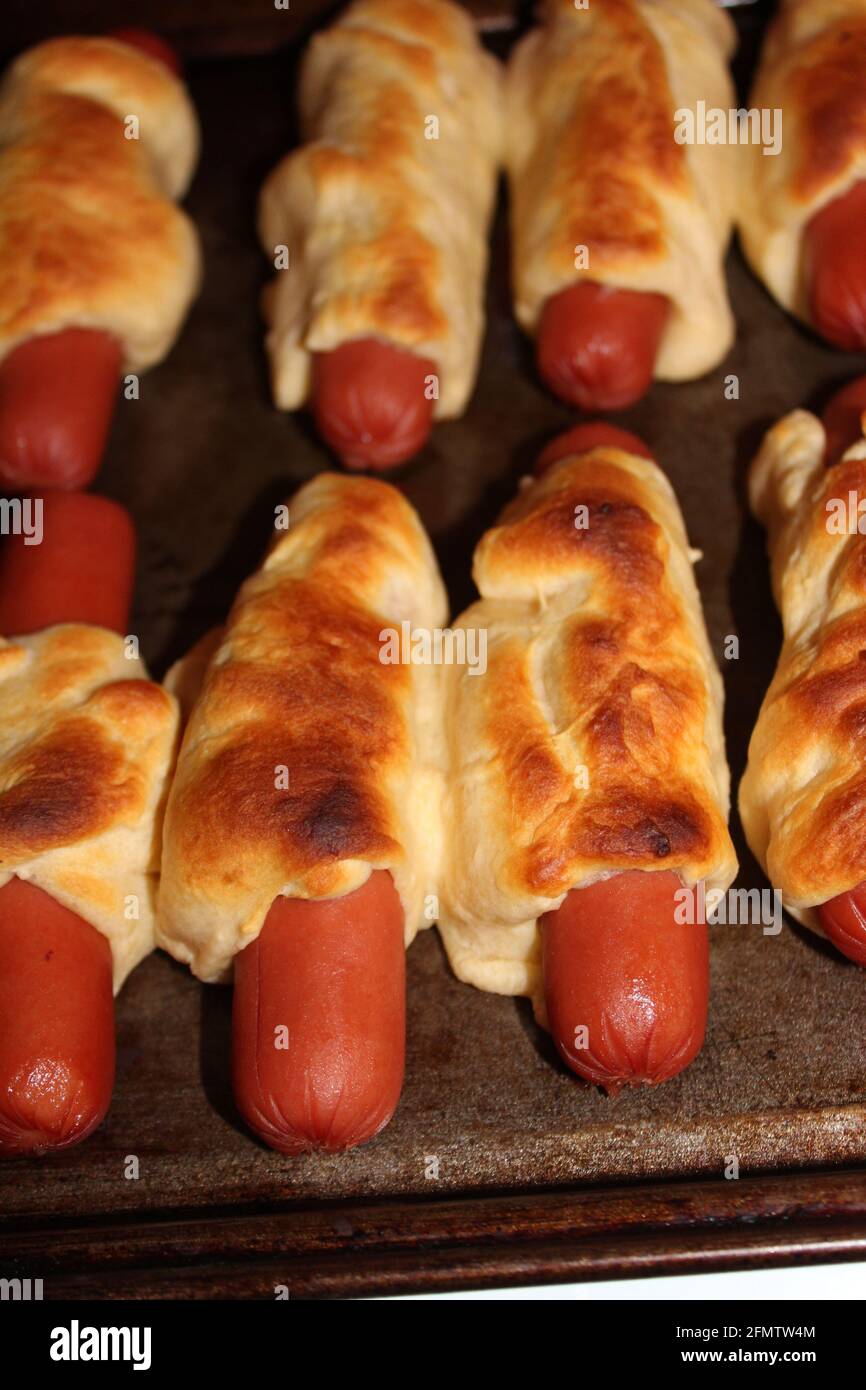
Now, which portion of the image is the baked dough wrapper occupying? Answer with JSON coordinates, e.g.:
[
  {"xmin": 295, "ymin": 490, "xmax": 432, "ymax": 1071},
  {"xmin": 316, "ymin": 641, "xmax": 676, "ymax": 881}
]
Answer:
[
  {"xmin": 158, "ymin": 472, "xmax": 448, "ymax": 983},
  {"xmin": 0, "ymin": 36, "xmax": 201, "ymax": 371},
  {"xmin": 738, "ymin": 0, "xmax": 866, "ymax": 324},
  {"xmin": 258, "ymin": 0, "xmax": 503, "ymax": 420},
  {"xmin": 437, "ymin": 446, "xmax": 738, "ymax": 1021},
  {"xmin": 506, "ymin": 0, "xmax": 738, "ymax": 381},
  {"xmin": 0, "ymin": 624, "xmax": 179, "ymax": 991},
  {"xmin": 740, "ymin": 408, "xmax": 866, "ymax": 935}
]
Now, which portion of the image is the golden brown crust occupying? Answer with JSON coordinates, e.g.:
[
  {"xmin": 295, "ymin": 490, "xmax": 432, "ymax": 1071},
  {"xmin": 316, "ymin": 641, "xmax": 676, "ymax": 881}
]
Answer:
[
  {"xmin": 0, "ymin": 36, "xmax": 201, "ymax": 370},
  {"xmin": 506, "ymin": 0, "xmax": 737, "ymax": 380},
  {"xmin": 257, "ymin": 0, "xmax": 502, "ymax": 418},
  {"xmin": 741, "ymin": 410, "xmax": 866, "ymax": 924},
  {"xmin": 525, "ymin": 2, "xmax": 687, "ymax": 280},
  {"xmin": 438, "ymin": 446, "xmax": 737, "ymax": 1008},
  {"xmin": 158, "ymin": 473, "xmax": 448, "ymax": 983},
  {"xmin": 165, "ymin": 585, "xmax": 407, "ymax": 897},
  {"xmin": 0, "ymin": 625, "xmax": 179, "ymax": 989},
  {"xmin": 476, "ymin": 463, "xmax": 667, "ymax": 595},
  {"xmin": 469, "ymin": 456, "xmax": 731, "ymax": 891},
  {"xmin": 787, "ymin": 17, "xmax": 866, "ymax": 201}
]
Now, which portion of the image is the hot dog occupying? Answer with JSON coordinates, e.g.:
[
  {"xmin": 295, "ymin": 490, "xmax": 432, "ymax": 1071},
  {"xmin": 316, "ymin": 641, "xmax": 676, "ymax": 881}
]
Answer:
[
  {"xmin": 233, "ymin": 870, "xmax": 405, "ymax": 1152},
  {"xmin": 0, "ymin": 490, "xmax": 136, "ymax": 1154},
  {"xmin": 0, "ymin": 30, "xmax": 189, "ymax": 492},
  {"xmin": 538, "ymin": 424, "xmax": 708, "ymax": 1090},
  {"xmin": 258, "ymin": 2, "xmax": 500, "ymax": 471},
  {"xmin": 542, "ymin": 870, "xmax": 707, "ymax": 1092},
  {"xmin": 805, "ymin": 182, "xmax": 866, "ymax": 352},
  {"xmin": 437, "ymin": 423, "xmax": 736, "ymax": 1092},
  {"xmin": 536, "ymin": 282, "xmax": 671, "ymax": 413},
  {"xmin": 507, "ymin": 2, "xmax": 736, "ymax": 410},
  {"xmin": 311, "ymin": 339, "xmax": 436, "ymax": 471},
  {"xmin": 158, "ymin": 472, "xmax": 446, "ymax": 1153}
]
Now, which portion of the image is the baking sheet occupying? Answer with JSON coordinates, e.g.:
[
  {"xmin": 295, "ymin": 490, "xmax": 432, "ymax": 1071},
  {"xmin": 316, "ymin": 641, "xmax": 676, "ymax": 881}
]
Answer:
[{"xmin": 0, "ymin": 2, "xmax": 865, "ymax": 1284}]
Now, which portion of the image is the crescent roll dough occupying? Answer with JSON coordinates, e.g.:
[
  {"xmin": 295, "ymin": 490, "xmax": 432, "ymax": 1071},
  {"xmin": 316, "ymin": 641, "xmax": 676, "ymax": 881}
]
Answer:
[
  {"xmin": 0, "ymin": 625, "xmax": 179, "ymax": 991},
  {"xmin": 0, "ymin": 36, "xmax": 201, "ymax": 371},
  {"xmin": 438, "ymin": 445, "xmax": 737, "ymax": 1017},
  {"xmin": 740, "ymin": 408, "xmax": 866, "ymax": 934},
  {"xmin": 506, "ymin": 0, "xmax": 737, "ymax": 380},
  {"xmin": 258, "ymin": 0, "xmax": 502, "ymax": 419},
  {"xmin": 738, "ymin": 0, "xmax": 866, "ymax": 323},
  {"xmin": 158, "ymin": 473, "xmax": 448, "ymax": 983}
]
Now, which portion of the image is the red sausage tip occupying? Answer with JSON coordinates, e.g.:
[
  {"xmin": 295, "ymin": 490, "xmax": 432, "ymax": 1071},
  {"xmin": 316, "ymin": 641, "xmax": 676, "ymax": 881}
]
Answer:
[
  {"xmin": 232, "ymin": 871, "xmax": 406, "ymax": 1153},
  {"xmin": 817, "ymin": 884, "xmax": 866, "ymax": 967},
  {"xmin": 0, "ymin": 328, "xmax": 122, "ymax": 491},
  {"xmin": 806, "ymin": 181, "xmax": 866, "ymax": 352},
  {"xmin": 536, "ymin": 423, "xmax": 654, "ymax": 475},
  {"xmin": 821, "ymin": 374, "xmax": 866, "ymax": 467},
  {"xmin": 536, "ymin": 281, "xmax": 670, "ymax": 413},
  {"xmin": 108, "ymin": 28, "xmax": 183, "ymax": 77},
  {"xmin": 0, "ymin": 491, "xmax": 135, "ymax": 637},
  {"xmin": 0, "ymin": 879, "xmax": 115, "ymax": 1155},
  {"xmin": 0, "ymin": 1068, "xmax": 108, "ymax": 1155},
  {"xmin": 311, "ymin": 338, "xmax": 436, "ymax": 470},
  {"xmin": 542, "ymin": 870, "xmax": 708, "ymax": 1093}
]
